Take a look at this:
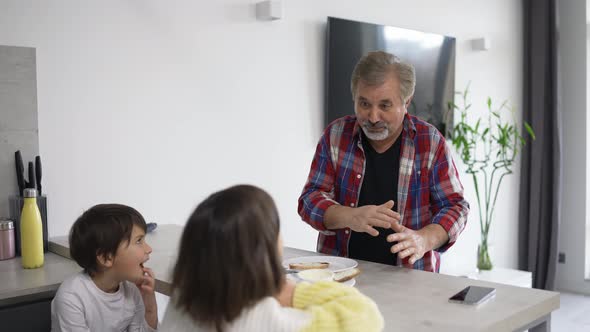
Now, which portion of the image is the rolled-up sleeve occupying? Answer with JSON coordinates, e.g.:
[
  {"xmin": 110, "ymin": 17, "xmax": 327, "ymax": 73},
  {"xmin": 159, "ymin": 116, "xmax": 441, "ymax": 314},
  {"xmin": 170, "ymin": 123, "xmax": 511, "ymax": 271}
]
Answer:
[
  {"xmin": 429, "ymin": 140, "xmax": 469, "ymax": 252},
  {"xmin": 298, "ymin": 132, "xmax": 339, "ymax": 232}
]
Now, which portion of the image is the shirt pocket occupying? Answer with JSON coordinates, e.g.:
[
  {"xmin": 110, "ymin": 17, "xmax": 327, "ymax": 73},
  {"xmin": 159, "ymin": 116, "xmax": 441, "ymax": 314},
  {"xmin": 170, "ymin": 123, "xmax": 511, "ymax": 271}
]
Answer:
[{"xmin": 410, "ymin": 167, "xmax": 430, "ymax": 192}]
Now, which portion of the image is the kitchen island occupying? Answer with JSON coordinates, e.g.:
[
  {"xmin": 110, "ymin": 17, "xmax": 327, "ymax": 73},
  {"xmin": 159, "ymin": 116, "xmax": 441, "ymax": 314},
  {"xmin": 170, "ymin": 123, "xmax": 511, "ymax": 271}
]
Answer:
[{"xmin": 49, "ymin": 224, "xmax": 559, "ymax": 332}]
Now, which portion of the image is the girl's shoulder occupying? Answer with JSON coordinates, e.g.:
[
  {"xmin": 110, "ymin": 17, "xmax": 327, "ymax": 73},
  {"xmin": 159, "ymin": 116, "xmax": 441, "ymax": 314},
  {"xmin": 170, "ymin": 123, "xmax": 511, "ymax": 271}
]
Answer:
[
  {"xmin": 160, "ymin": 296, "xmax": 311, "ymax": 332},
  {"xmin": 240, "ymin": 297, "xmax": 311, "ymax": 331}
]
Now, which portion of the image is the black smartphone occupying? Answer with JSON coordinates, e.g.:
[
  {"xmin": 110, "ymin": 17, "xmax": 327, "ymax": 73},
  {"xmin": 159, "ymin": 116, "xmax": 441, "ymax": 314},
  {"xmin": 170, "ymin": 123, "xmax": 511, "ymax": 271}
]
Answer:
[{"xmin": 448, "ymin": 286, "xmax": 496, "ymax": 305}]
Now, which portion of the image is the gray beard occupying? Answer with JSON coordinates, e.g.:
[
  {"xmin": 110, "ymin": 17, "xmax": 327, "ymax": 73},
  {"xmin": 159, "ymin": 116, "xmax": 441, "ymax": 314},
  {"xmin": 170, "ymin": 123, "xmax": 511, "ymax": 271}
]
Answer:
[{"xmin": 361, "ymin": 126, "xmax": 390, "ymax": 141}]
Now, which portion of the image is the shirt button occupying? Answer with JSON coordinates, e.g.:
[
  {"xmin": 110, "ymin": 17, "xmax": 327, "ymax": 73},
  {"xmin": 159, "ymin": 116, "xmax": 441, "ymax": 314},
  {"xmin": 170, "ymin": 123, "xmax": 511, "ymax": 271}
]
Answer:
[
  {"xmin": 356, "ymin": 174, "xmax": 361, "ymax": 179},
  {"xmin": 345, "ymin": 229, "xmax": 350, "ymax": 234},
  {"xmin": 350, "ymin": 203, "xmax": 355, "ymax": 207}
]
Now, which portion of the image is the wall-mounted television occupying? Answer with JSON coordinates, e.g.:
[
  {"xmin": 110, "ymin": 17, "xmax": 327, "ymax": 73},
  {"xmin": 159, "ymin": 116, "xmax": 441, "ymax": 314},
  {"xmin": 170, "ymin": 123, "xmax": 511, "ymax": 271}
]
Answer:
[{"xmin": 325, "ymin": 17, "xmax": 456, "ymax": 137}]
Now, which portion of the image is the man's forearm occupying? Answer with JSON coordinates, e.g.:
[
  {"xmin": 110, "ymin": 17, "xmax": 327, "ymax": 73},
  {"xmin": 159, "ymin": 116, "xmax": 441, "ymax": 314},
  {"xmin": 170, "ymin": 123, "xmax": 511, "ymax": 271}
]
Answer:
[
  {"xmin": 420, "ymin": 224, "xmax": 449, "ymax": 251},
  {"xmin": 324, "ymin": 204, "xmax": 351, "ymax": 230}
]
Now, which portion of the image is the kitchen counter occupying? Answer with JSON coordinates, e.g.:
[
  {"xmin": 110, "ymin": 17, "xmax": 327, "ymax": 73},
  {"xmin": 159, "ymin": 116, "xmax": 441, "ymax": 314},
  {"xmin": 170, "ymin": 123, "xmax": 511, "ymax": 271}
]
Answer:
[
  {"xmin": 49, "ymin": 224, "xmax": 560, "ymax": 332},
  {"xmin": 0, "ymin": 253, "xmax": 81, "ymax": 306}
]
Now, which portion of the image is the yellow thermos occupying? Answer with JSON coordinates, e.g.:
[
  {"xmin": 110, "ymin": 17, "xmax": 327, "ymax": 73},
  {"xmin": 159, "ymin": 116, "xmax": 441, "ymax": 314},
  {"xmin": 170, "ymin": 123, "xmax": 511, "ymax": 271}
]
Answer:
[{"xmin": 20, "ymin": 188, "xmax": 44, "ymax": 268}]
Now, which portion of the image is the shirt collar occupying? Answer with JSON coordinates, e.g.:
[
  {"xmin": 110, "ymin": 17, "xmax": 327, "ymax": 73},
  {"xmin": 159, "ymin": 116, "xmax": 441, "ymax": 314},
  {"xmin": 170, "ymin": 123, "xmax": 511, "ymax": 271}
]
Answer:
[{"xmin": 403, "ymin": 112, "xmax": 417, "ymax": 139}]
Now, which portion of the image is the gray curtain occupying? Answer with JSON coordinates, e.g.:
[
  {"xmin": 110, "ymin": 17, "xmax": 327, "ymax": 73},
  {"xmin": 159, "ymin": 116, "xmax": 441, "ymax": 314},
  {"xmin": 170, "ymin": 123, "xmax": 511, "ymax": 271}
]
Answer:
[{"xmin": 519, "ymin": 0, "xmax": 561, "ymax": 295}]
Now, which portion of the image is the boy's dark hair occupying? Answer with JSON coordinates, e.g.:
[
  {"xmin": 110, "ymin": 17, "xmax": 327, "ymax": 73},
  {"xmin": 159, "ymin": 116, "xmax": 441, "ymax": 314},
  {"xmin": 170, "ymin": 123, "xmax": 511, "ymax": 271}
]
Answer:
[
  {"xmin": 171, "ymin": 185, "xmax": 283, "ymax": 332},
  {"xmin": 69, "ymin": 204, "xmax": 147, "ymax": 275}
]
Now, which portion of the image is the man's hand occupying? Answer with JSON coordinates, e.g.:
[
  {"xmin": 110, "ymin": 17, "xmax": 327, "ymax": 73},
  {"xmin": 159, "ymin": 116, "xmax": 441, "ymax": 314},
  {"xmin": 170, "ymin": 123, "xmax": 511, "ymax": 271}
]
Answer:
[
  {"xmin": 349, "ymin": 200, "xmax": 401, "ymax": 236},
  {"xmin": 325, "ymin": 200, "xmax": 401, "ymax": 236},
  {"xmin": 387, "ymin": 223, "xmax": 449, "ymax": 265},
  {"xmin": 136, "ymin": 267, "xmax": 158, "ymax": 329}
]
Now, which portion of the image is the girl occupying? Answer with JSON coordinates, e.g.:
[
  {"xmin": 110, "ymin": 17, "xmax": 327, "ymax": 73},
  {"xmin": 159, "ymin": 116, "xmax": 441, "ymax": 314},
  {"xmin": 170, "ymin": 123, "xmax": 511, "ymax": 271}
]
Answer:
[{"xmin": 160, "ymin": 185, "xmax": 384, "ymax": 332}]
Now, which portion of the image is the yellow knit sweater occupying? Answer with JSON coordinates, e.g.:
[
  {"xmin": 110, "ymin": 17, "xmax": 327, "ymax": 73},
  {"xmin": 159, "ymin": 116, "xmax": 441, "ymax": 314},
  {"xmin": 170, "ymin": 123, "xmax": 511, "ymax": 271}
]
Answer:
[{"xmin": 293, "ymin": 281, "xmax": 384, "ymax": 332}]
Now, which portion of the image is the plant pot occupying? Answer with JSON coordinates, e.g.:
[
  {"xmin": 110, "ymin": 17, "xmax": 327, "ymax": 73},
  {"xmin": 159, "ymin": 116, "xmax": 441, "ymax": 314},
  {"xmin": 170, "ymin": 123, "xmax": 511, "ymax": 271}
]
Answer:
[{"xmin": 477, "ymin": 240, "xmax": 493, "ymax": 271}]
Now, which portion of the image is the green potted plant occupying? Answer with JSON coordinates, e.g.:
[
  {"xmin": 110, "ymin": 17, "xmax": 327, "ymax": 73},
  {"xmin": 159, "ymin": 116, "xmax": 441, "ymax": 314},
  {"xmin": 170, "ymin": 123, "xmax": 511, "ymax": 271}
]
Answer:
[{"xmin": 449, "ymin": 84, "xmax": 535, "ymax": 270}]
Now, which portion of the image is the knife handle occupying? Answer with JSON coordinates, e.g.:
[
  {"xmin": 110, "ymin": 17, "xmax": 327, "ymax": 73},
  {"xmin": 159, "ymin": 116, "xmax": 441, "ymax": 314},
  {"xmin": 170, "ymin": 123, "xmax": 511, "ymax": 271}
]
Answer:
[
  {"xmin": 35, "ymin": 156, "xmax": 42, "ymax": 195},
  {"xmin": 15, "ymin": 151, "xmax": 25, "ymax": 196},
  {"xmin": 27, "ymin": 162, "xmax": 36, "ymax": 189}
]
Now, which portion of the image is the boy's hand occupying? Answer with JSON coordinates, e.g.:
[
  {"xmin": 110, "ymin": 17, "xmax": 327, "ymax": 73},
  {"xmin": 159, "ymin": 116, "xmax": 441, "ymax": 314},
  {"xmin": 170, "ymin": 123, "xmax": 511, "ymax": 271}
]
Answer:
[
  {"xmin": 137, "ymin": 267, "xmax": 156, "ymax": 295},
  {"xmin": 136, "ymin": 267, "xmax": 158, "ymax": 329}
]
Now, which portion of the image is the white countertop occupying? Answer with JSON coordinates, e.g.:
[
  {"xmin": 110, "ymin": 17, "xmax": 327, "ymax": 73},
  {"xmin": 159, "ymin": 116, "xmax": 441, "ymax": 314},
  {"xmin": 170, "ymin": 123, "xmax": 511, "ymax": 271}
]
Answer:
[
  {"xmin": 444, "ymin": 266, "xmax": 533, "ymax": 288},
  {"xmin": 49, "ymin": 224, "xmax": 560, "ymax": 332}
]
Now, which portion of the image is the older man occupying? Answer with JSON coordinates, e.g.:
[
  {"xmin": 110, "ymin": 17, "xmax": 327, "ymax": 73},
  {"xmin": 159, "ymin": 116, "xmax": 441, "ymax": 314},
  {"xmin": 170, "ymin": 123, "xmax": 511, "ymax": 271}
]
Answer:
[{"xmin": 298, "ymin": 51, "xmax": 469, "ymax": 272}]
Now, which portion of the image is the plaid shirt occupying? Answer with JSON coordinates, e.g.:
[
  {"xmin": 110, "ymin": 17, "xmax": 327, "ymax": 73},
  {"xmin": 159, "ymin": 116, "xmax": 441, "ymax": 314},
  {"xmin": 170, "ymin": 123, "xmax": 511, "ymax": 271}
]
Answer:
[{"xmin": 298, "ymin": 114, "xmax": 469, "ymax": 272}]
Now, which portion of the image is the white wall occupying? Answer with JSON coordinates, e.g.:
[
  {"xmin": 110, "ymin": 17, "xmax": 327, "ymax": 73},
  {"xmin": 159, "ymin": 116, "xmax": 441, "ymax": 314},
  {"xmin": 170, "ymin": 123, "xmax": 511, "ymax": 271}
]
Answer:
[
  {"xmin": 556, "ymin": 0, "xmax": 590, "ymax": 294},
  {"xmin": 0, "ymin": 0, "xmax": 522, "ymax": 274}
]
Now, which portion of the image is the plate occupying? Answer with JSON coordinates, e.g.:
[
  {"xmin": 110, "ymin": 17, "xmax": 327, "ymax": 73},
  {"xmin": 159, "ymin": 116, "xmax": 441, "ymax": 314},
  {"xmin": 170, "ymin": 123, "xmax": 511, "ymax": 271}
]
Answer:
[
  {"xmin": 341, "ymin": 278, "xmax": 356, "ymax": 287},
  {"xmin": 286, "ymin": 273, "xmax": 356, "ymax": 287},
  {"xmin": 283, "ymin": 255, "xmax": 358, "ymax": 273}
]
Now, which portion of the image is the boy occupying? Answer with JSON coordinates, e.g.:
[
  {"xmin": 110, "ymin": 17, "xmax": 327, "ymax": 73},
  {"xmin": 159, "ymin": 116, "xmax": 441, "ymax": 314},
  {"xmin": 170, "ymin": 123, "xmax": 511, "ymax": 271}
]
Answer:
[{"xmin": 51, "ymin": 204, "xmax": 158, "ymax": 331}]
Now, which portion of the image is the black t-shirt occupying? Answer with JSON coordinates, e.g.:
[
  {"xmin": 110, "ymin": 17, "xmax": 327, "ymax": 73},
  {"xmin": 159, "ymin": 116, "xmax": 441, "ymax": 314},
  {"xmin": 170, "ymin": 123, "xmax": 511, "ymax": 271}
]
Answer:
[{"xmin": 348, "ymin": 132, "xmax": 401, "ymax": 266}]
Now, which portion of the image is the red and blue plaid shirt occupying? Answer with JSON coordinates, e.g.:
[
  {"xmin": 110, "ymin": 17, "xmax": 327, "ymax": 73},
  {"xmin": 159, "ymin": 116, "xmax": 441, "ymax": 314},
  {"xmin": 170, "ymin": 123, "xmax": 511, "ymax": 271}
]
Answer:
[{"xmin": 298, "ymin": 114, "xmax": 469, "ymax": 272}]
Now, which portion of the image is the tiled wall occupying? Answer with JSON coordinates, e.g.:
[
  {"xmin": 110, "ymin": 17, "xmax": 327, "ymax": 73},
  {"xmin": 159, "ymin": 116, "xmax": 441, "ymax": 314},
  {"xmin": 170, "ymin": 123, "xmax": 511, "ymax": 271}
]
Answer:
[{"xmin": 0, "ymin": 45, "xmax": 39, "ymax": 218}]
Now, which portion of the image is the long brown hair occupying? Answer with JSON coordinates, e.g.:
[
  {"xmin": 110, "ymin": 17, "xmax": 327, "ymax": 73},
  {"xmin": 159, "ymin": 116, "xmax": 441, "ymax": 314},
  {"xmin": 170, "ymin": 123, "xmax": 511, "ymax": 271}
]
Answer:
[{"xmin": 171, "ymin": 185, "xmax": 283, "ymax": 331}]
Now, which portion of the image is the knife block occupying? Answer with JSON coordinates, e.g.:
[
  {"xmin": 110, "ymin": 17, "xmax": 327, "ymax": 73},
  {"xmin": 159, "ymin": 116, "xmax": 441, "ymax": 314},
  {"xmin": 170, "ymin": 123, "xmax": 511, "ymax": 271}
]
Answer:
[{"xmin": 8, "ymin": 195, "xmax": 48, "ymax": 256}]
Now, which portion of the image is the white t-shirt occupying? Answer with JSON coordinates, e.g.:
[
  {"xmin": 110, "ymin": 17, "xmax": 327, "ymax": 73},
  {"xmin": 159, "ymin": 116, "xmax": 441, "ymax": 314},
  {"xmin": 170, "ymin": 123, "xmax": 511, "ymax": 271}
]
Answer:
[
  {"xmin": 51, "ymin": 272, "xmax": 157, "ymax": 332},
  {"xmin": 160, "ymin": 296, "xmax": 311, "ymax": 332}
]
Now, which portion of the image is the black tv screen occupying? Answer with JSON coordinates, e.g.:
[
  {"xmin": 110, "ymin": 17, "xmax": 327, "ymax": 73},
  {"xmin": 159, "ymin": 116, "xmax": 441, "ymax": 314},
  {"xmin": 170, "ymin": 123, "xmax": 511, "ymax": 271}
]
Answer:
[{"xmin": 325, "ymin": 17, "xmax": 456, "ymax": 137}]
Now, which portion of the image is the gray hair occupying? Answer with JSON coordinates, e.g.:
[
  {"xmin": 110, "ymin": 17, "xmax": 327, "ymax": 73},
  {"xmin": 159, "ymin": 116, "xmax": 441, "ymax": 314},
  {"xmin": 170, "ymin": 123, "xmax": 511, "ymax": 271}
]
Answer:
[{"xmin": 350, "ymin": 51, "xmax": 416, "ymax": 104}]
